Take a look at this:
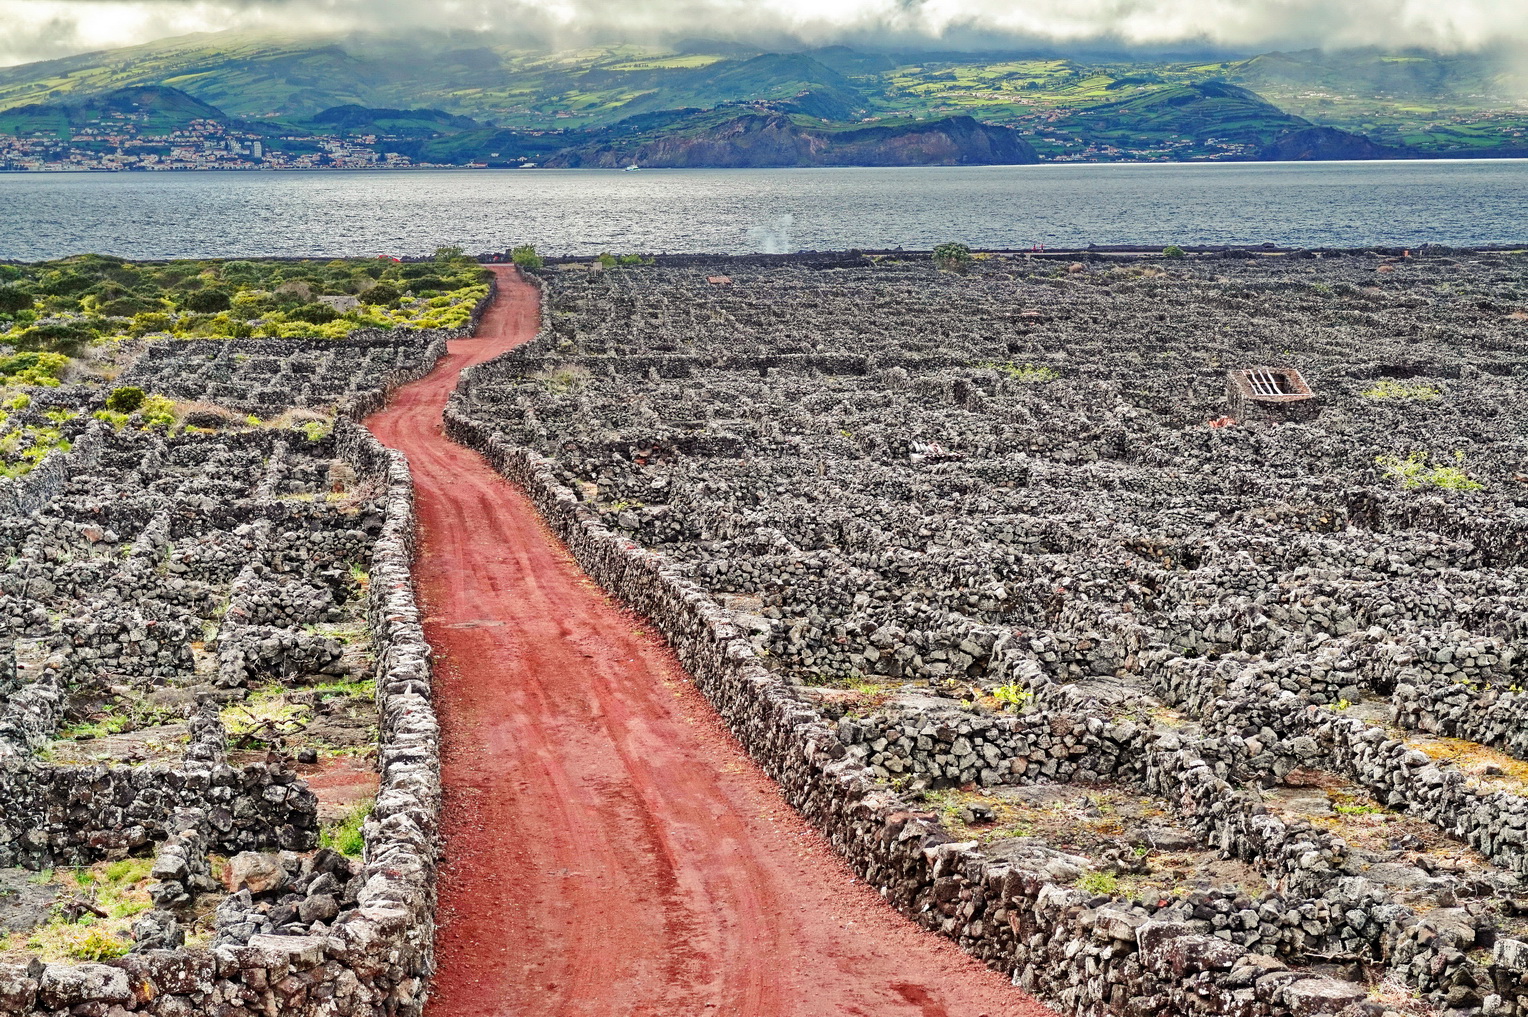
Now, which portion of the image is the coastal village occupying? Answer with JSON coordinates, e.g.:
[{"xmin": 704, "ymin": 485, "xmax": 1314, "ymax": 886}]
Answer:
[{"xmin": 0, "ymin": 116, "xmax": 432, "ymax": 171}]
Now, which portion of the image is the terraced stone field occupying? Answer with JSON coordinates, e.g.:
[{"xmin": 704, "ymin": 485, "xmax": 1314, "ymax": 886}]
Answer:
[
  {"xmin": 450, "ymin": 250, "xmax": 1528, "ymax": 1016},
  {"xmin": 0, "ymin": 268, "xmax": 454, "ymax": 1014}
]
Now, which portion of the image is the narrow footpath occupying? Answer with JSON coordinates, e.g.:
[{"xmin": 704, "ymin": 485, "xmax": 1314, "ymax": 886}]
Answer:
[{"xmin": 365, "ymin": 267, "xmax": 1053, "ymax": 1017}]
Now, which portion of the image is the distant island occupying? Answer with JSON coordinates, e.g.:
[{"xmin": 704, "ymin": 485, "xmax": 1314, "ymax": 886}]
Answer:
[{"xmin": 0, "ymin": 34, "xmax": 1524, "ymax": 171}]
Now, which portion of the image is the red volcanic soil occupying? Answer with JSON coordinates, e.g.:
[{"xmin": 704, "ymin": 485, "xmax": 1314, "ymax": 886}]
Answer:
[
  {"xmin": 299, "ymin": 755, "xmax": 379, "ymax": 825},
  {"xmin": 365, "ymin": 266, "xmax": 1055, "ymax": 1017}
]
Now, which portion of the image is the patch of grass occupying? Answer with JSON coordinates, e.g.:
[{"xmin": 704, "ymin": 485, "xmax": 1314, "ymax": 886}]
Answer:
[
  {"xmin": 56, "ymin": 700, "xmax": 182, "ymax": 742},
  {"xmin": 5, "ymin": 860, "xmax": 153, "ymax": 961},
  {"xmin": 1409, "ymin": 734, "xmax": 1528, "ymax": 792},
  {"xmin": 1075, "ymin": 871, "xmax": 1119, "ymax": 896},
  {"xmin": 1363, "ymin": 379, "xmax": 1442, "ymax": 401},
  {"xmin": 988, "ymin": 820, "xmax": 1036, "ymax": 840},
  {"xmin": 25, "ymin": 924, "xmax": 130, "ymax": 961},
  {"xmin": 309, "ymin": 678, "xmax": 376, "ymax": 702},
  {"xmin": 536, "ymin": 365, "xmax": 590, "ymax": 393},
  {"xmin": 920, "ymin": 788, "xmax": 981, "ymax": 826},
  {"xmin": 1333, "ymin": 802, "xmax": 1383, "ymax": 816},
  {"xmin": 102, "ymin": 858, "xmax": 153, "ymax": 885},
  {"xmin": 1376, "ymin": 451, "xmax": 1483, "ymax": 491},
  {"xmin": 322, "ymin": 799, "xmax": 374, "ymax": 858},
  {"xmin": 974, "ymin": 361, "xmax": 1060, "ymax": 383},
  {"xmin": 57, "ymin": 713, "xmax": 134, "ymax": 741},
  {"xmin": 221, "ymin": 694, "xmax": 309, "ymax": 747}
]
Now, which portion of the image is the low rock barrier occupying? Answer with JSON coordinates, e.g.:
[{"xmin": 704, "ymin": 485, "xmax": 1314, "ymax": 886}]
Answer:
[
  {"xmin": 442, "ymin": 394, "xmax": 1373, "ymax": 1017},
  {"xmin": 0, "ymin": 372, "xmax": 442, "ymax": 1017}
]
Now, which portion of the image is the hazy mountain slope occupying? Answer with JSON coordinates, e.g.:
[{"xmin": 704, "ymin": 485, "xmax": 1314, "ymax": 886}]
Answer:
[
  {"xmin": 1225, "ymin": 48, "xmax": 1528, "ymax": 152},
  {"xmin": 546, "ymin": 112, "xmax": 1037, "ymax": 167},
  {"xmin": 0, "ymin": 84, "xmax": 235, "ymax": 136},
  {"xmin": 0, "ymin": 31, "xmax": 1522, "ymax": 161},
  {"xmin": 1231, "ymin": 48, "xmax": 1523, "ymax": 104},
  {"xmin": 303, "ymin": 105, "xmax": 490, "ymax": 137},
  {"xmin": 1053, "ymin": 82, "xmax": 1301, "ymax": 146}
]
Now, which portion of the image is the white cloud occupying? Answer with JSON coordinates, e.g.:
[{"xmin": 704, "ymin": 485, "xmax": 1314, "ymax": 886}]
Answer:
[{"xmin": 2, "ymin": 0, "xmax": 1527, "ymax": 67}]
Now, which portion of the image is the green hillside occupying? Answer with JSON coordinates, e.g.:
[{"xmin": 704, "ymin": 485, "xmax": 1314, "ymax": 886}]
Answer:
[
  {"xmin": 0, "ymin": 84, "xmax": 231, "ymax": 137},
  {"xmin": 0, "ymin": 31, "xmax": 1524, "ymax": 160},
  {"xmin": 1042, "ymin": 81, "xmax": 1309, "ymax": 156},
  {"xmin": 301, "ymin": 105, "xmax": 490, "ymax": 138},
  {"xmin": 1228, "ymin": 48, "xmax": 1528, "ymax": 152}
]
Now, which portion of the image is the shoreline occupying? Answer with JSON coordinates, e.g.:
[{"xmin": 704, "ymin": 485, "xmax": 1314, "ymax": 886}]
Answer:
[{"xmin": 5, "ymin": 155, "xmax": 1528, "ymax": 176}]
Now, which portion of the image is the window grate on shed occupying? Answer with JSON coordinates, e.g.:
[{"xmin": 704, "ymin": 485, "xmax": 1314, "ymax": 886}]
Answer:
[{"xmin": 1247, "ymin": 368, "xmax": 1296, "ymax": 397}]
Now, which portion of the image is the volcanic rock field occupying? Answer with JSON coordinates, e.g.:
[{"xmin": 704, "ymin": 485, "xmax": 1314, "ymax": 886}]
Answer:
[
  {"xmin": 0, "ymin": 321, "xmax": 450, "ymax": 1014},
  {"xmin": 1, "ymin": 248, "xmax": 1526, "ymax": 1017},
  {"xmin": 447, "ymin": 250, "xmax": 1528, "ymax": 1016}
]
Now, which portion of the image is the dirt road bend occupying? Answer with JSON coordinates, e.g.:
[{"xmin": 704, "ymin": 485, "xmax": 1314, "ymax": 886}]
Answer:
[{"xmin": 365, "ymin": 266, "xmax": 1053, "ymax": 1017}]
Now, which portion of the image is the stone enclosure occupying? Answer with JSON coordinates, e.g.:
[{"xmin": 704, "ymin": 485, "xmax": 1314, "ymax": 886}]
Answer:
[
  {"xmin": 447, "ymin": 251, "xmax": 1528, "ymax": 1017},
  {"xmin": 0, "ymin": 318, "xmax": 449, "ymax": 1014}
]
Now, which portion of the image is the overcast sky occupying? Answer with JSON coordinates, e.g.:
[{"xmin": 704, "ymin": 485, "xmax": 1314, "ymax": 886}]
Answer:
[{"xmin": 3, "ymin": 0, "xmax": 1526, "ymax": 67}]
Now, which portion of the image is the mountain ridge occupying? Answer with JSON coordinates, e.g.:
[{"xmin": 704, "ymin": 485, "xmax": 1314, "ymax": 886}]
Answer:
[{"xmin": 1, "ymin": 33, "xmax": 1523, "ymax": 167}]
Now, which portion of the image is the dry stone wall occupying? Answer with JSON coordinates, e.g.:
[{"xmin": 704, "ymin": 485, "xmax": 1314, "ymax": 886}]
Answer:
[
  {"xmin": 449, "ymin": 252, "xmax": 1528, "ymax": 1017},
  {"xmin": 444, "ymin": 403, "xmax": 1377, "ymax": 1017},
  {"xmin": 119, "ymin": 331, "xmax": 456, "ymax": 417},
  {"xmin": 0, "ymin": 328, "xmax": 444, "ymax": 1014}
]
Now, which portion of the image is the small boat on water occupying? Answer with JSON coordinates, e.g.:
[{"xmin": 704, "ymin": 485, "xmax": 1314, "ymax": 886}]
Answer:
[{"xmin": 624, "ymin": 164, "xmax": 641, "ymax": 172}]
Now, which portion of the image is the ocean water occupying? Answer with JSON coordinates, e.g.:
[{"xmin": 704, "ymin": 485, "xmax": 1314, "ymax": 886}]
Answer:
[{"xmin": 0, "ymin": 160, "xmax": 1524, "ymax": 261}]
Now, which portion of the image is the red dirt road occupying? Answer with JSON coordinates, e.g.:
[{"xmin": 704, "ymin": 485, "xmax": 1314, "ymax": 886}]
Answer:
[{"xmin": 365, "ymin": 267, "xmax": 1054, "ymax": 1017}]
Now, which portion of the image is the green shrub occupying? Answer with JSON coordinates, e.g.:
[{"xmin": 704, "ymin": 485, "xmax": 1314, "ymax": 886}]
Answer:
[
  {"xmin": 0, "ymin": 284, "xmax": 34, "ymax": 315},
  {"xmin": 933, "ymin": 242, "xmax": 973, "ymax": 271},
  {"xmin": 288, "ymin": 303, "xmax": 340, "ymax": 324},
  {"xmin": 105, "ymin": 386, "xmax": 146, "ymax": 413},
  {"xmin": 183, "ymin": 288, "xmax": 232, "ymax": 313},
  {"xmin": 138, "ymin": 394, "xmax": 177, "ymax": 429},
  {"xmin": 511, "ymin": 245, "xmax": 544, "ymax": 271},
  {"xmin": 1163, "ymin": 245, "xmax": 1187, "ymax": 258},
  {"xmin": 66, "ymin": 927, "xmax": 129, "ymax": 961},
  {"xmin": 991, "ymin": 682, "xmax": 1032, "ymax": 710},
  {"xmin": 0, "ymin": 351, "xmax": 70, "ymax": 384},
  {"xmin": 99, "ymin": 296, "xmax": 153, "ymax": 316},
  {"xmin": 37, "ymin": 272, "xmax": 92, "ymax": 297},
  {"xmin": 17, "ymin": 321, "xmax": 93, "ymax": 353},
  {"xmin": 359, "ymin": 283, "xmax": 400, "ymax": 305},
  {"xmin": 131, "ymin": 311, "xmax": 173, "ymax": 335}
]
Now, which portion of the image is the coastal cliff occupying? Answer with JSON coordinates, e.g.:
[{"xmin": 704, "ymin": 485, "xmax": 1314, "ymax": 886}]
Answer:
[
  {"xmin": 547, "ymin": 114, "xmax": 1039, "ymax": 168},
  {"xmin": 1259, "ymin": 126, "xmax": 1411, "ymax": 161}
]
